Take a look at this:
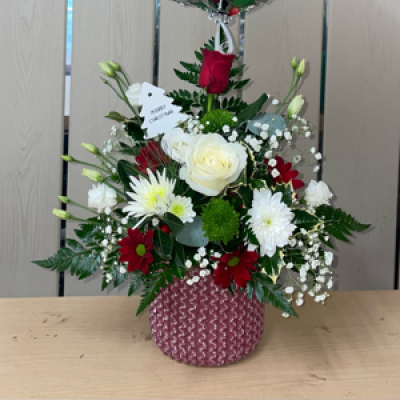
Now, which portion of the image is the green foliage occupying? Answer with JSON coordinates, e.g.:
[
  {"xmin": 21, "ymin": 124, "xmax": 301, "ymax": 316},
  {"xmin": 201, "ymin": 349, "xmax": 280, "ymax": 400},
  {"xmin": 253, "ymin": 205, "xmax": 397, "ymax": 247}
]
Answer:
[
  {"xmin": 259, "ymin": 251, "xmax": 283, "ymax": 277},
  {"xmin": 163, "ymin": 212, "xmax": 184, "ymax": 236},
  {"xmin": 271, "ymin": 183, "xmax": 295, "ymax": 207},
  {"xmin": 200, "ymin": 109, "xmax": 237, "ymax": 133},
  {"xmin": 173, "ymin": 69, "xmax": 199, "ymax": 86},
  {"xmin": 172, "ymin": 242, "xmax": 185, "ymax": 269},
  {"xmin": 169, "ymin": 90, "xmax": 205, "ymax": 114},
  {"xmin": 137, "ymin": 272, "xmax": 167, "ymax": 315},
  {"xmin": 247, "ymin": 273, "xmax": 297, "ymax": 317},
  {"xmin": 153, "ymin": 229, "xmax": 173, "ymax": 260},
  {"xmin": 125, "ymin": 119, "xmax": 145, "ymax": 141},
  {"xmin": 292, "ymin": 210, "xmax": 320, "ymax": 232},
  {"xmin": 117, "ymin": 160, "xmax": 136, "ymax": 188},
  {"xmin": 236, "ymin": 93, "xmax": 269, "ymax": 123},
  {"xmin": 237, "ymin": 185, "xmax": 253, "ymax": 208},
  {"xmin": 316, "ymin": 205, "xmax": 370, "ymax": 242},
  {"xmin": 201, "ymin": 199, "xmax": 240, "ymax": 244},
  {"xmin": 283, "ymin": 248, "xmax": 306, "ymax": 269},
  {"xmin": 105, "ymin": 111, "xmax": 127, "ymax": 122},
  {"xmin": 221, "ymin": 96, "xmax": 248, "ymax": 113},
  {"xmin": 33, "ymin": 239, "xmax": 101, "ymax": 280},
  {"xmin": 128, "ymin": 273, "xmax": 143, "ymax": 296},
  {"xmin": 176, "ymin": 216, "xmax": 209, "ymax": 247}
]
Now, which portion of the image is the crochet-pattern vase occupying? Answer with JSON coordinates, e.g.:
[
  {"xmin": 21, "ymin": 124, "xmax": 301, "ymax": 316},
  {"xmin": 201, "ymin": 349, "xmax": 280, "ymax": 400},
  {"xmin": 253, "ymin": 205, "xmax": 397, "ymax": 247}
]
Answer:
[{"xmin": 149, "ymin": 275, "xmax": 265, "ymax": 366}]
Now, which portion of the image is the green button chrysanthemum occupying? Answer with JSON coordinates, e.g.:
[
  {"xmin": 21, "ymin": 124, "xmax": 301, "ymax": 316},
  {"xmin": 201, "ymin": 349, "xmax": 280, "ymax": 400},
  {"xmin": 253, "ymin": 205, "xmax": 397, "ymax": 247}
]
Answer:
[
  {"xmin": 200, "ymin": 109, "xmax": 238, "ymax": 134},
  {"xmin": 201, "ymin": 199, "xmax": 240, "ymax": 244}
]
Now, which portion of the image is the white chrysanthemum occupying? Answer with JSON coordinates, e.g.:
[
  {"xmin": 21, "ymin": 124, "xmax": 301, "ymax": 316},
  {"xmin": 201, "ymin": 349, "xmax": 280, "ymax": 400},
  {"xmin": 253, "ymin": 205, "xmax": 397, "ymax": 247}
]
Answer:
[
  {"xmin": 167, "ymin": 195, "xmax": 196, "ymax": 223},
  {"xmin": 248, "ymin": 189, "xmax": 296, "ymax": 257},
  {"xmin": 123, "ymin": 169, "xmax": 175, "ymax": 218}
]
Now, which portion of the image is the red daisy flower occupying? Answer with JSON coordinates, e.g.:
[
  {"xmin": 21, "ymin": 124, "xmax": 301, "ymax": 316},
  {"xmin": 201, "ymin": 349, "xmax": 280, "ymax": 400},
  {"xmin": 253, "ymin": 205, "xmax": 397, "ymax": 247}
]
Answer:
[
  {"xmin": 266, "ymin": 155, "xmax": 304, "ymax": 189},
  {"xmin": 213, "ymin": 246, "xmax": 259, "ymax": 289},
  {"xmin": 118, "ymin": 229, "xmax": 154, "ymax": 274},
  {"xmin": 136, "ymin": 141, "xmax": 169, "ymax": 175}
]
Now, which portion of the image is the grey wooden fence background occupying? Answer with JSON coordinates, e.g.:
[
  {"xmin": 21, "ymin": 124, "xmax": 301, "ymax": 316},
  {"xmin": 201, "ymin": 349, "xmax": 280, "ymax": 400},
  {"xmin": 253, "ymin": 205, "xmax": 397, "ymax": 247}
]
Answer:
[{"xmin": 1, "ymin": 0, "xmax": 399, "ymax": 297}]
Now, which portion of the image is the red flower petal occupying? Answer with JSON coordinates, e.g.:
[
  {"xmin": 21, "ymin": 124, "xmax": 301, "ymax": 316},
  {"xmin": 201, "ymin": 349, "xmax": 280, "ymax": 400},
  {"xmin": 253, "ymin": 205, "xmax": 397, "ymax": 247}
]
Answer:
[{"xmin": 199, "ymin": 49, "xmax": 235, "ymax": 94}]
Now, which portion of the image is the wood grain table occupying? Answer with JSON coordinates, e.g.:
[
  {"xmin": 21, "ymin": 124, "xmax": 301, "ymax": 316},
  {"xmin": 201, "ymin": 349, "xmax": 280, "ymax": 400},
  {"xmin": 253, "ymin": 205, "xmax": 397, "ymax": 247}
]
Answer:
[{"xmin": 0, "ymin": 292, "xmax": 399, "ymax": 399}]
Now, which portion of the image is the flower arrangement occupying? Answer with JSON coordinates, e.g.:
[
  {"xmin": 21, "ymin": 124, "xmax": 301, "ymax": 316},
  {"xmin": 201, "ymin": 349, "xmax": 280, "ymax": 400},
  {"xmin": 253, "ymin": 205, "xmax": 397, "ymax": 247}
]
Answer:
[{"xmin": 34, "ymin": 3, "xmax": 369, "ymax": 322}]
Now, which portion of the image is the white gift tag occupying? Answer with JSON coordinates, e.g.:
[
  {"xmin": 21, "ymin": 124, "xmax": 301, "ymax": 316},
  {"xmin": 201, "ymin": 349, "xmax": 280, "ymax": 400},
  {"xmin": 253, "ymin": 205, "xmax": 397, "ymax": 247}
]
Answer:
[{"xmin": 139, "ymin": 82, "xmax": 188, "ymax": 139}]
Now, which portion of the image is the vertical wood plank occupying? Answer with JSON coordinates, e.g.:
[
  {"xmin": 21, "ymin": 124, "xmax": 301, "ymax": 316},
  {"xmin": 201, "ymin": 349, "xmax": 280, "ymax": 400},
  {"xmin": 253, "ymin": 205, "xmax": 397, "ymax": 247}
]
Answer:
[
  {"xmin": 158, "ymin": 0, "xmax": 240, "ymax": 92},
  {"xmin": 65, "ymin": 0, "xmax": 155, "ymax": 295},
  {"xmin": 323, "ymin": 0, "xmax": 400, "ymax": 290},
  {"xmin": 0, "ymin": 0, "xmax": 66, "ymax": 297},
  {"xmin": 243, "ymin": 0, "xmax": 324, "ymax": 183}
]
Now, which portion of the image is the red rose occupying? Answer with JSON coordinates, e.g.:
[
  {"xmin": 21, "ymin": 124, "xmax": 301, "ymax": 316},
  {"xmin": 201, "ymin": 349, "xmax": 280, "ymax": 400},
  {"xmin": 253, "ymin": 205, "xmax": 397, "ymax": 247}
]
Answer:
[
  {"xmin": 213, "ymin": 246, "xmax": 259, "ymax": 289},
  {"xmin": 118, "ymin": 229, "xmax": 154, "ymax": 274},
  {"xmin": 136, "ymin": 141, "xmax": 169, "ymax": 175},
  {"xmin": 199, "ymin": 49, "xmax": 235, "ymax": 94}
]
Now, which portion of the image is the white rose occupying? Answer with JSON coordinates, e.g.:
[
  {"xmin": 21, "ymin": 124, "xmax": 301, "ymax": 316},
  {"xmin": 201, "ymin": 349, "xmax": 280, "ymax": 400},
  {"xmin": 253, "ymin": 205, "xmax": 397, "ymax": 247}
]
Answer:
[
  {"xmin": 304, "ymin": 180, "xmax": 333, "ymax": 208},
  {"xmin": 125, "ymin": 83, "xmax": 142, "ymax": 106},
  {"xmin": 161, "ymin": 128, "xmax": 192, "ymax": 163},
  {"xmin": 180, "ymin": 133, "xmax": 247, "ymax": 196},
  {"xmin": 88, "ymin": 183, "xmax": 118, "ymax": 213}
]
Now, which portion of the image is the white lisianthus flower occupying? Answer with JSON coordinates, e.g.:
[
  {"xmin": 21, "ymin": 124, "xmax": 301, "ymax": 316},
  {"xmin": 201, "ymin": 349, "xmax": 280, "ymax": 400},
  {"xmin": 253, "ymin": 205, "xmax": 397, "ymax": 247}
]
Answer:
[
  {"xmin": 180, "ymin": 133, "xmax": 247, "ymax": 196},
  {"xmin": 88, "ymin": 183, "xmax": 118, "ymax": 213},
  {"xmin": 125, "ymin": 83, "xmax": 142, "ymax": 106},
  {"xmin": 168, "ymin": 195, "xmax": 196, "ymax": 223},
  {"xmin": 248, "ymin": 189, "xmax": 296, "ymax": 257},
  {"xmin": 304, "ymin": 180, "xmax": 333, "ymax": 208},
  {"xmin": 123, "ymin": 169, "xmax": 175, "ymax": 218},
  {"xmin": 287, "ymin": 95, "xmax": 304, "ymax": 118},
  {"xmin": 161, "ymin": 128, "xmax": 192, "ymax": 163}
]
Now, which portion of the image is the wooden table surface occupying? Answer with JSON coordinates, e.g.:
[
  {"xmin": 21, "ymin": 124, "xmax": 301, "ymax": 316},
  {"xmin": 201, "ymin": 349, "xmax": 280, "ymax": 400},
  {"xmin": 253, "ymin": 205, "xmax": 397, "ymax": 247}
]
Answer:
[{"xmin": 0, "ymin": 292, "xmax": 399, "ymax": 399}]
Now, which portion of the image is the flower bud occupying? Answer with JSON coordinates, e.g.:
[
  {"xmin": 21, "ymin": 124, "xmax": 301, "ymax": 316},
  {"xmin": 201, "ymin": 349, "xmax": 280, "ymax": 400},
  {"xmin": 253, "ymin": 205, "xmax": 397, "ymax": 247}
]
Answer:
[
  {"xmin": 82, "ymin": 168, "xmax": 103, "ymax": 182},
  {"xmin": 81, "ymin": 142, "xmax": 99, "ymax": 154},
  {"xmin": 58, "ymin": 196, "xmax": 70, "ymax": 204},
  {"xmin": 297, "ymin": 59, "xmax": 306, "ymax": 77},
  {"xmin": 61, "ymin": 155, "xmax": 74, "ymax": 162},
  {"xmin": 287, "ymin": 95, "xmax": 305, "ymax": 118},
  {"xmin": 52, "ymin": 209, "xmax": 72, "ymax": 220},
  {"xmin": 98, "ymin": 61, "xmax": 115, "ymax": 77},
  {"xmin": 107, "ymin": 60, "xmax": 121, "ymax": 71},
  {"xmin": 291, "ymin": 56, "xmax": 298, "ymax": 69}
]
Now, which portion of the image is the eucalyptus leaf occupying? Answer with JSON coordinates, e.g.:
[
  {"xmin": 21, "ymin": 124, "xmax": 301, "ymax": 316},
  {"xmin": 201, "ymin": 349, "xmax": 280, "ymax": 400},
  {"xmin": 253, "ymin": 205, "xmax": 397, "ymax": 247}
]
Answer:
[
  {"xmin": 176, "ymin": 216, "xmax": 209, "ymax": 248},
  {"xmin": 247, "ymin": 113, "xmax": 286, "ymax": 137}
]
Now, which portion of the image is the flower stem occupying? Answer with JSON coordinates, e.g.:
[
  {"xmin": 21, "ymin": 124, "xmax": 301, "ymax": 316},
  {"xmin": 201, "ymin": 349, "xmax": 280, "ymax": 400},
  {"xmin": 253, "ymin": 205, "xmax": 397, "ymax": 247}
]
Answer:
[
  {"xmin": 68, "ymin": 200, "xmax": 99, "ymax": 215},
  {"xmin": 115, "ymin": 77, "xmax": 141, "ymax": 123},
  {"xmin": 119, "ymin": 68, "xmax": 131, "ymax": 88},
  {"xmin": 276, "ymin": 76, "xmax": 301, "ymax": 114},
  {"xmin": 207, "ymin": 94, "xmax": 213, "ymax": 113},
  {"xmin": 69, "ymin": 159, "xmax": 109, "ymax": 173}
]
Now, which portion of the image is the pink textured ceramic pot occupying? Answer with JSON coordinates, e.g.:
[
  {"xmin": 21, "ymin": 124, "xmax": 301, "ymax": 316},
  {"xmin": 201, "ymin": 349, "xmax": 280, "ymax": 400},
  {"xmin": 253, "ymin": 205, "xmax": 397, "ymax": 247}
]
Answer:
[{"xmin": 149, "ymin": 275, "xmax": 265, "ymax": 366}]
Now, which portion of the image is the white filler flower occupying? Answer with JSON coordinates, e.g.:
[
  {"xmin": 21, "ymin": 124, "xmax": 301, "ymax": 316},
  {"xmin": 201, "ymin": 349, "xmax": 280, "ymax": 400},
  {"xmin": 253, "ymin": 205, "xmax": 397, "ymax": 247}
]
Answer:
[
  {"xmin": 88, "ymin": 183, "xmax": 117, "ymax": 213},
  {"xmin": 161, "ymin": 128, "xmax": 192, "ymax": 163},
  {"xmin": 123, "ymin": 169, "xmax": 175, "ymax": 218},
  {"xmin": 168, "ymin": 195, "xmax": 196, "ymax": 223},
  {"xmin": 304, "ymin": 180, "xmax": 333, "ymax": 208},
  {"xmin": 180, "ymin": 133, "xmax": 247, "ymax": 196},
  {"xmin": 248, "ymin": 189, "xmax": 296, "ymax": 257}
]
